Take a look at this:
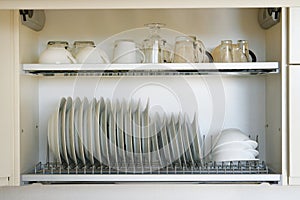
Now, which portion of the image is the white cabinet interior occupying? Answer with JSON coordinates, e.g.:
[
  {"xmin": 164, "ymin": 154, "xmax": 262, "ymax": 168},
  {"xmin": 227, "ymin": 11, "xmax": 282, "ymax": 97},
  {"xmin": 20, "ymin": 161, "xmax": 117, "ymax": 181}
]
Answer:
[{"xmin": 0, "ymin": 7, "xmax": 287, "ymax": 185}]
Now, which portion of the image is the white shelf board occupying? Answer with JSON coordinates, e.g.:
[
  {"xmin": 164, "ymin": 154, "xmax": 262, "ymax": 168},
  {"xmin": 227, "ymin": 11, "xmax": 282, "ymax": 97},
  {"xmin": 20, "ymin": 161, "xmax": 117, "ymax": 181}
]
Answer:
[
  {"xmin": 23, "ymin": 62, "xmax": 279, "ymax": 71},
  {"xmin": 21, "ymin": 174, "xmax": 281, "ymax": 184}
]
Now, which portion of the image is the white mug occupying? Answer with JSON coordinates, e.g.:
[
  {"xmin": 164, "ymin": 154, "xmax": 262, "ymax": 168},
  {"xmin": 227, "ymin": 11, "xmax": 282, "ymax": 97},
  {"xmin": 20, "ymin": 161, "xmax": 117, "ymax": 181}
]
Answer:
[
  {"xmin": 39, "ymin": 41, "xmax": 76, "ymax": 64},
  {"xmin": 112, "ymin": 39, "xmax": 145, "ymax": 64},
  {"xmin": 75, "ymin": 46, "xmax": 110, "ymax": 64}
]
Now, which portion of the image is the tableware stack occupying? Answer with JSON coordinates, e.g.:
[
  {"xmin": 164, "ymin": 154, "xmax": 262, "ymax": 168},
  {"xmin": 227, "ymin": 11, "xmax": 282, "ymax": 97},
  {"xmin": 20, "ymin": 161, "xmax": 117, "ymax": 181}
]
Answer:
[
  {"xmin": 210, "ymin": 128, "xmax": 259, "ymax": 162},
  {"xmin": 47, "ymin": 97, "xmax": 203, "ymax": 172}
]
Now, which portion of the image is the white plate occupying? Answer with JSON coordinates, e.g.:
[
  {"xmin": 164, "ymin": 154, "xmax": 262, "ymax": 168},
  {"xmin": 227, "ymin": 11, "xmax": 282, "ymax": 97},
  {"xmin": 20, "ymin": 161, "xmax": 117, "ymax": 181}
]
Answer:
[
  {"xmin": 60, "ymin": 97, "xmax": 68, "ymax": 165},
  {"xmin": 211, "ymin": 149, "xmax": 258, "ymax": 162},
  {"xmin": 141, "ymin": 100, "xmax": 151, "ymax": 166},
  {"xmin": 188, "ymin": 114, "xmax": 202, "ymax": 162},
  {"xmin": 158, "ymin": 120, "xmax": 169, "ymax": 167},
  {"xmin": 167, "ymin": 114, "xmax": 181, "ymax": 164},
  {"xmin": 93, "ymin": 99, "xmax": 101, "ymax": 163},
  {"xmin": 47, "ymin": 113, "xmax": 55, "ymax": 162},
  {"xmin": 82, "ymin": 98, "xmax": 90, "ymax": 164},
  {"xmin": 56, "ymin": 98, "xmax": 67, "ymax": 164},
  {"xmin": 212, "ymin": 140, "xmax": 257, "ymax": 153},
  {"xmin": 77, "ymin": 97, "xmax": 87, "ymax": 165},
  {"xmin": 87, "ymin": 98, "xmax": 96, "ymax": 165},
  {"xmin": 158, "ymin": 113, "xmax": 172, "ymax": 166},
  {"xmin": 57, "ymin": 98, "xmax": 66, "ymax": 163},
  {"xmin": 109, "ymin": 99, "xmax": 118, "ymax": 167},
  {"xmin": 176, "ymin": 114, "xmax": 187, "ymax": 165},
  {"xmin": 133, "ymin": 101, "xmax": 143, "ymax": 166},
  {"xmin": 65, "ymin": 97, "xmax": 72, "ymax": 164},
  {"xmin": 51, "ymin": 98, "xmax": 65, "ymax": 164},
  {"xmin": 182, "ymin": 115, "xmax": 194, "ymax": 164},
  {"xmin": 117, "ymin": 99, "xmax": 126, "ymax": 166},
  {"xmin": 69, "ymin": 97, "xmax": 81, "ymax": 165},
  {"xmin": 124, "ymin": 100, "xmax": 134, "ymax": 166},
  {"xmin": 152, "ymin": 116, "xmax": 163, "ymax": 169},
  {"xmin": 99, "ymin": 99, "xmax": 109, "ymax": 166}
]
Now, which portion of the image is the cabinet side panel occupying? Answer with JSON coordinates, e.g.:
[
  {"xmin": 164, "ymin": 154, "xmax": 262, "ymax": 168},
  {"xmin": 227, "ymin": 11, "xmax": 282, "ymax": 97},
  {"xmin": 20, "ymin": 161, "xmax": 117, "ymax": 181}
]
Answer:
[
  {"xmin": 19, "ymin": 23, "xmax": 40, "ymax": 174},
  {"xmin": 265, "ymin": 20, "xmax": 283, "ymax": 174},
  {"xmin": 0, "ymin": 10, "xmax": 15, "ymax": 185}
]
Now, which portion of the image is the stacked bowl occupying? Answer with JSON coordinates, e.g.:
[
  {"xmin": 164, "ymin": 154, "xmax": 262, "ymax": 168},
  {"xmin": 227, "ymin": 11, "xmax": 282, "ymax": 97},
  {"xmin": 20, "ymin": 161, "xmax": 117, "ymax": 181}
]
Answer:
[{"xmin": 211, "ymin": 128, "xmax": 259, "ymax": 162}]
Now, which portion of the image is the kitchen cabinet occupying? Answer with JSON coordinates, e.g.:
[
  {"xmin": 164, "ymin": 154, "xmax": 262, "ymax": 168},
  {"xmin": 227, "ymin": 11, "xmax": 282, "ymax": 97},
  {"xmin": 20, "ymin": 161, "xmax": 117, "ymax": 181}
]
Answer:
[{"xmin": 0, "ymin": 0, "xmax": 299, "ymax": 189}]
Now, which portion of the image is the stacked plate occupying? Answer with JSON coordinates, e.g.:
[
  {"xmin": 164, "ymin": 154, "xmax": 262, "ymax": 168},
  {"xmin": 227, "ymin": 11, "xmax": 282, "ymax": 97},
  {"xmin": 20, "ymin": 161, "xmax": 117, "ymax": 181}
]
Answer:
[
  {"xmin": 211, "ymin": 128, "xmax": 259, "ymax": 162},
  {"xmin": 47, "ymin": 97, "xmax": 203, "ymax": 171}
]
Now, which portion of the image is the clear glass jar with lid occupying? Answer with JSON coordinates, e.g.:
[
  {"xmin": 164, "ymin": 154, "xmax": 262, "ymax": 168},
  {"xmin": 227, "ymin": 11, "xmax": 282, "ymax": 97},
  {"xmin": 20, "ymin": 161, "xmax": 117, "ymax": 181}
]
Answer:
[{"xmin": 142, "ymin": 23, "xmax": 172, "ymax": 63}]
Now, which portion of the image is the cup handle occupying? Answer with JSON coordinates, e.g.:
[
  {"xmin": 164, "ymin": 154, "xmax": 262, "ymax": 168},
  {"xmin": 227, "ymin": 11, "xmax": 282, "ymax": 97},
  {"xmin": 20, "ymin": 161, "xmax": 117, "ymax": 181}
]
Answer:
[
  {"xmin": 97, "ymin": 49, "xmax": 110, "ymax": 64},
  {"xmin": 195, "ymin": 40, "xmax": 206, "ymax": 63},
  {"xmin": 66, "ymin": 50, "xmax": 77, "ymax": 64},
  {"xmin": 205, "ymin": 51, "xmax": 214, "ymax": 63},
  {"xmin": 249, "ymin": 50, "xmax": 257, "ymax": 62},
  {"xmin": 137, "ymin": 48, "xmax": 145, "ymax": 63}
]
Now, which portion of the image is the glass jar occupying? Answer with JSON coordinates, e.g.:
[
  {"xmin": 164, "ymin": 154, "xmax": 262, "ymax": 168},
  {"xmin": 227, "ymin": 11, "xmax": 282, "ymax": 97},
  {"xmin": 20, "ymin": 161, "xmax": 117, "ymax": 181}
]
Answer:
[
  {"xmin": 142, "ymin": 23, "xmax": 172, "ymax": 63},
  {"xmin": 237, "ymin": 40, "xmax": 250, "ymax": 62},
  {"xmin": 173, "ymin": 36, "xmax": 198, "ymax": 63},
  {"xmin": 220, "ymin": 40, "xmax": 233, "ymax": 63}
]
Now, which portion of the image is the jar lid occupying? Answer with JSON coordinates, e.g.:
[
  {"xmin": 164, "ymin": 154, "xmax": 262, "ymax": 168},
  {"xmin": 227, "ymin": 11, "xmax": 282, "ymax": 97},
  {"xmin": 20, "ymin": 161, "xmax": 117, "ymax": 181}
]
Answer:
[
  {"xmin": 47, "ymin": 41, "xmax": 69, "ymax": 47},
  {"xmin": 175, "ymin": 36, "xmax": 195, "ymax": 42},
  {"xmin": 73, "ymin": 41, "xmax": 95, "ymax": 48}
]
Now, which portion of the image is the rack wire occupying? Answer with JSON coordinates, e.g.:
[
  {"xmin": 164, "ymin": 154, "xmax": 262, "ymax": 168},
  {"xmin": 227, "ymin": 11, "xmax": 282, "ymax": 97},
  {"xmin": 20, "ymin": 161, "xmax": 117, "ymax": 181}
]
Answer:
[{"xmin": 34, "ymin": 160, "xmax": 269, "ymax": 175}]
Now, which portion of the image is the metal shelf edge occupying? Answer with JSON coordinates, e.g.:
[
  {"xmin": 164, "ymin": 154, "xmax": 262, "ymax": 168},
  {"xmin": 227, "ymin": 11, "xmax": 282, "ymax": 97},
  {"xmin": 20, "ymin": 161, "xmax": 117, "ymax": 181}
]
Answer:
[{"xmin": 21, "ymin": 174, "xmax": 281, "ymax": 183}]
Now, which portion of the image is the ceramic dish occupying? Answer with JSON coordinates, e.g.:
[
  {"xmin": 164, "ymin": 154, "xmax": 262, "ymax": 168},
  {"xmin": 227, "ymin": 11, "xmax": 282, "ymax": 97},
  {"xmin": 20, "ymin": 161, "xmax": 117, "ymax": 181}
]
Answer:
[
  {"xmin": 54, "ymin": 98, "xmax": 66, "ymax": 164},
  {"xmin": 93, "ymin": 99, "xmax": 101, "ymax": 163},
  {"xmin": 182, "ymin": 115, "xmax": 194, "ymax": 163},
  {"xmin": 188, "ymin": 115, "xmax": 202, "ymax": 162},
  {"xmin": 87, "ymin": 98, "xmax": 96, "ymax": 165},
  {"xmin": 211, "ymin": 149, "xmax": 258, "ymax": 162},
  {"xmin": 77, "ymin": 97, "xmax": 87, "ymax": 165},
  {"xmin": 124, "ymin": 100, "xmax": 134, "ymax": 167},
  {"xmin": 99, "ymin": 99, "xmax": 109, "ymax": 166},
  {"xmin": 64, "ymin": 97, "xmax": 73, "ymax": 164},
  {"xmin": 69, "ymin": 97, "xmax": 81, "ymax": 165},
  {"xmin": 167, "ymin": 114, "xmax": 181, "ymax": 164},
  {"xmin": 61, "ymin": 97, "xmax": 70, "ymax": 165}
]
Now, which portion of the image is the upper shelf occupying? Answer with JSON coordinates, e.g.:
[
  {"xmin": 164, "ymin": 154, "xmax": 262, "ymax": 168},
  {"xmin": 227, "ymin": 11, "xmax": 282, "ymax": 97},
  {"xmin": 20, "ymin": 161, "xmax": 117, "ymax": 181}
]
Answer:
[{"xmin": 22, "ymin": 62, "xmax": 279, "ymax": 76}]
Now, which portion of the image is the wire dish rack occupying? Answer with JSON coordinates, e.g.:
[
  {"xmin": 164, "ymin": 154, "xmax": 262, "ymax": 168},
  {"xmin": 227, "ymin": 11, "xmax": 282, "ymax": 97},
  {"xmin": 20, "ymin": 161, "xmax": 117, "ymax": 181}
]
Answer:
[
  {"xmin": 34, "ymin": 160, "xmax": 269, "ymax": 175},
  {"xmin": 21, "ymin": 160, "xmax": 282, "ymax": 184}
]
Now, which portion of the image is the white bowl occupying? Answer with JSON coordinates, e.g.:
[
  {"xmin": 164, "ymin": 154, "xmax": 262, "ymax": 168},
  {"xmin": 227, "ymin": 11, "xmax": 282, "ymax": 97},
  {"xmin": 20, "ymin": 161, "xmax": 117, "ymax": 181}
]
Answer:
[
  {"xmin": 211, "ymin": 149, "xmax": 258, "ymax": 162},
  {"xmin": 212, "ymin": 140, "xmax": 258, "ymax": 153},
  {"xmin": 215, "ymin": 128, "xmax": 249, "ymax": 146}
]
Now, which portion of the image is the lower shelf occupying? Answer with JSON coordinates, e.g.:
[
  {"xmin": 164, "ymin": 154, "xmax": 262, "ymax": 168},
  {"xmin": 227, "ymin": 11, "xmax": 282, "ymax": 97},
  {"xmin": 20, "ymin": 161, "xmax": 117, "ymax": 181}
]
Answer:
[
  {"xmin": 22, "ymin": 174, "xmax": 281, "ymax": 184},
  {"xmin": 21, "ymin": 161, "xmax": 281, "ymax": 184}
]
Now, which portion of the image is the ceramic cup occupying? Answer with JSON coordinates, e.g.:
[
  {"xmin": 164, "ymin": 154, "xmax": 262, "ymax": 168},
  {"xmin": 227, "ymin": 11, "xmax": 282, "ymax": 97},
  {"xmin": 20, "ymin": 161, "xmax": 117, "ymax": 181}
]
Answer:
[
  {"xmin": 112, "ymin": 39, "xmax": 145, "ymax": 64},
  {"xmin": 73, "ymin": 41, "xmax": 110, "ymax": 64},
  {"xmin": 39, "ymin": 41, "xmax": 76, "ymax": 64}
]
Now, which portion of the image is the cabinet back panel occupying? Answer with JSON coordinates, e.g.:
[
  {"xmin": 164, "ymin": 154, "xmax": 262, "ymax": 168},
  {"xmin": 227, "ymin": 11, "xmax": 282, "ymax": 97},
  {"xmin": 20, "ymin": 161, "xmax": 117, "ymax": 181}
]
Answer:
[
  {"xmin": 37, "ymin": 76, "xmax": 266, "ymax": 162},
  {"xmin": 37, "ymin": 9, "xmax": 266, "ymax": 61}
]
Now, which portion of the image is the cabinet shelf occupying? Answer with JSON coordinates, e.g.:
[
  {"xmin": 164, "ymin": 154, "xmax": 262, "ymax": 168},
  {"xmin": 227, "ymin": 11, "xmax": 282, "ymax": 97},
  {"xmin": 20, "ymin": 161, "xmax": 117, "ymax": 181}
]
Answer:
[{"xmin": 22, "ymin": 62, "xmax": 279, "ymax": 76}]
